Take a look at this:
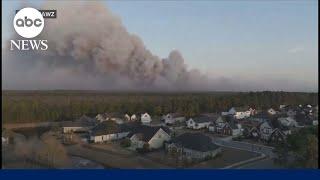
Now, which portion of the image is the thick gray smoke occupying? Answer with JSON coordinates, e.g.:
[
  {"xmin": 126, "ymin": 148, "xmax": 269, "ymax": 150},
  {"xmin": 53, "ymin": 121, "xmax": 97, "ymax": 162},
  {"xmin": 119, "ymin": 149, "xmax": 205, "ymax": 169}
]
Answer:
[
  {"xmin": 2, "ymin": 1, "xmax": 317, "ymax": 92},
  {"xmin": 4, "ymin": 1, "xmax": 209, "ymax": 91}
]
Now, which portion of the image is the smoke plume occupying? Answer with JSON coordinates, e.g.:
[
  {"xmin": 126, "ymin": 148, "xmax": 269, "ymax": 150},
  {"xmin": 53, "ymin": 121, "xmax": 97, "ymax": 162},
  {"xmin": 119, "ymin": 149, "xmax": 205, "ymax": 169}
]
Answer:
[{"xmin": 2, "ymin": 1, "xmax": 317, "ymax": 92}]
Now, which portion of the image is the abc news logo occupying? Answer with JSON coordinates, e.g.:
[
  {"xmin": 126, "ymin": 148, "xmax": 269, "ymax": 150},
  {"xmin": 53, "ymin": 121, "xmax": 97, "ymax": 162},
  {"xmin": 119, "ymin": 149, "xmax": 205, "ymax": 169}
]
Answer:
[
  {"xmin": 10, "ymin": 7, "xmax": 56, "ymax": 51},
  {"xmin": 15, "ymin": 16, "xmax": 43, "ymax": 28}
]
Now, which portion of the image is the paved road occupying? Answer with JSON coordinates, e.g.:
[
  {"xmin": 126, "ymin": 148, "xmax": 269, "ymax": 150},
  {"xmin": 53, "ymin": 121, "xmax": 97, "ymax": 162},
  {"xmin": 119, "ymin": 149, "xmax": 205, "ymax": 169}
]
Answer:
[
  {"xmin": 213, "ymin": 138, "xmax": 275, "ymax": 158},
  {"xmin": 212, "ymin": 137, "xmax": 279, "ymax": 168},
  {"xmin": 236, "ymin": 157, "xmax": 283, "ymax": 169}
]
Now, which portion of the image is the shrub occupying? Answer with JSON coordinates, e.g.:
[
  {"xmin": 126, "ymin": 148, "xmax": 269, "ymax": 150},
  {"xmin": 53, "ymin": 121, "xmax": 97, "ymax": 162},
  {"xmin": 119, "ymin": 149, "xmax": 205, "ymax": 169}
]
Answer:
[{"xmin": 120, "ymin": 138, "xmax": 131, "ymax": 147}]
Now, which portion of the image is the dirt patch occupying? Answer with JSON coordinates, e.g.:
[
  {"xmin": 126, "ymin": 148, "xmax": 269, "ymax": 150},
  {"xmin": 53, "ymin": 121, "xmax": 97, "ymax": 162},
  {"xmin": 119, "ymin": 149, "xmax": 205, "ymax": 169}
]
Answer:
[{"xmin": 87, "ymin": 142, "xmax": 133, "ymax": 157}]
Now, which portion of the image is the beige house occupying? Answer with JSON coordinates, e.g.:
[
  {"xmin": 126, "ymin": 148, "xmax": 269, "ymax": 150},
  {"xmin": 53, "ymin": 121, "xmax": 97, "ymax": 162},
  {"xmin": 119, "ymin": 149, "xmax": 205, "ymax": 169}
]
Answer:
[{"xmin": 129, "ymin": 125, "xmax": 171, "ymax": 150}]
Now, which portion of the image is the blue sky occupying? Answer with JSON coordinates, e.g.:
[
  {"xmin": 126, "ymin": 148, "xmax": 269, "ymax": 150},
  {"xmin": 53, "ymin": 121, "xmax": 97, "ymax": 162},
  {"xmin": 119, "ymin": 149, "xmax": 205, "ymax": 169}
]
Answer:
[{"xmin": 2, "ymin": 0, "xmax": 318, "ymax": 91}]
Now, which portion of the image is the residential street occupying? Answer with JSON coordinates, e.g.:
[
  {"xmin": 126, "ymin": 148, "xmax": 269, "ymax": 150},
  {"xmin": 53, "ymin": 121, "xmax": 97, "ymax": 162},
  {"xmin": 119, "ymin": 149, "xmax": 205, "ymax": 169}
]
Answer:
[
  {"xmin": 213, "ymin": 138, "xmax": 275, "ymax": 158},
  {"xmin": 212, "ymin": 137, "xmax": 281, "ymax": 168}
]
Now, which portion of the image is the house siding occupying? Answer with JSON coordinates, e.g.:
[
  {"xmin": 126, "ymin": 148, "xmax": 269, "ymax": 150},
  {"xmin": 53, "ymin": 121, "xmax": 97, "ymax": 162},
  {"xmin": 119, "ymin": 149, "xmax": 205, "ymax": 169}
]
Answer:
[
  {"xmin": 91, "ymin": 132, "xmax": 130, "ymax": 143},
  {"xmin": 166, "ymin": 143, "xmax": 221, "ymax": 162},
  {"xmin": 148, "ymin": 129, "xmax": 171, "ymax": 149}
]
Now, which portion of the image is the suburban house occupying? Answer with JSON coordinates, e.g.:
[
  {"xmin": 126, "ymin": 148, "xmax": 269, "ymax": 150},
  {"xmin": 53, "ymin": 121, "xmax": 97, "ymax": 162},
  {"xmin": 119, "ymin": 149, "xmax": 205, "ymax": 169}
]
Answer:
[
  {"xmin": 259, "ymin": 121, "xmax": 274, "ymax": 141},
  {"xmin": 267, "ymin": 108, "xmax": 277, "ymax": 115},
  {"xmin": 237, "ymin": 119, "xmax": 260, "ymax": 137},
  {"xmin": 208, "ymin": 123, "xmax": 215, "ymax": 132},
  {"xmin": 162, "ymin": 113, "xmax": 186, "ymax": 125},
  {"xmin": 124, "ymin": 114, "xmax": 131, "ymax": 121},
  {"xmin": 95, "ymin": 113, "xmax": 124, "ymax": 124},
  {"xmin": 128, "ymin": 125, "xmax": 171, "ymax": 150},
  {"xmin": 165, "ymin": 133, "xmax": 221, "ymax": 162},
  {"xmin": 61, "ymin": 115, "xmax": 96, "ymax": 133},
  {"xmin": 212, "ymin": 117, "xmax": 242, "ymax": 137},
  {"xmin": 186, "ymin": 116, "xmax": 213, "ymax": 129},
  {"xmin": 269, "ymin": 128, "xmax": 286, "ymax": 143},
  {"xmin": 2, "ymin": 129, "xmax": 10, "ymax": 146},
  {"xmin": 313, "ymin": 120, "xmax": 318, "ymax": 126},
  {"xmin": 214, "ymin": 116, "xmax": 228, "ymax": 134},
  {"xmin": 222, "ymin": 107, "xmax": 255, "ymax": 119},
  {"xmin": 141, "ymin": 113, "xmax": 152, "ymax": 124},
  {"xmin": 279, "ymin": 105, "xmax": 287, "ymax": 109},
  {"xmin": 278, "ymin": 116, "xmax": 298, "ymax": 127},
  {"xmin": 89, "ymin": 121, "xmax": 134, "ymax": 143},
  {"xmin": 250, "ymin": 127, "xmax": 260, "ymax": 139},
  {"xmin": 228, "ymin": 121, "xmax": 243, "ymax": 137},
  {"xmin": 294, "ymin": 113, "xmax": 312, "ymax": 126},
  {"xmin": 131, "ymin": 114, "xmax": 138, "ymax": 121},
  {"xmin": 95, "ymin": 113, "xmax": 108, "ymax": 122},
  {"xmin": 221, "ymin": 107, "xmax": 237, "ymax": 116},
  {"xmin": 248, "ymin": 112, "xmax": 270, "ymax": 123},
  {"xmin": 287, "ymin": 109, "xmax": 297, "ymax": 117}
]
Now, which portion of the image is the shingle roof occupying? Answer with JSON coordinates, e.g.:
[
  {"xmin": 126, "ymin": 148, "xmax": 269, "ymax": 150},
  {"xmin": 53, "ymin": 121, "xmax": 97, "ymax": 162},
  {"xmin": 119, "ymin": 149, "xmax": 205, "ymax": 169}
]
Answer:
[
  {"xmin": 91, "ymin": 121, "xmax": 133, "ymax": 136},
  {"xmin": 78, "ymin": 115, "xmax": 95, "ymax": 122},
  {"xmin": 129, "ymin": 125, "xmax": 170, "ymax": 142},
  {"xmin": 200, "ymin": 113, "xmax": 220, "ymax": 119},
  {"xmin": 191, "ymin": 116, "xmax": 213, "ymax": 123},
  {"xmin": 167, "ymin": 113, "xmax": 184, "ymax": 118},
  {"xmin": 171, "ymin": 133, "xmax": 220, "ymax": 152}
]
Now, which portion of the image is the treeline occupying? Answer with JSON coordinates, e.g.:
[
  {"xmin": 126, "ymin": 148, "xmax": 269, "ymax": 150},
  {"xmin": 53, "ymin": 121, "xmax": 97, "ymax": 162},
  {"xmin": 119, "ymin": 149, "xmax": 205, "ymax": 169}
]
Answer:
[
  {"xmin": 273, "ymin": 126, "xmax": 318, "ymax": 168},
  {"xmin": 2, "ymin": 90, "xmax": 318, "ymax": 123}
]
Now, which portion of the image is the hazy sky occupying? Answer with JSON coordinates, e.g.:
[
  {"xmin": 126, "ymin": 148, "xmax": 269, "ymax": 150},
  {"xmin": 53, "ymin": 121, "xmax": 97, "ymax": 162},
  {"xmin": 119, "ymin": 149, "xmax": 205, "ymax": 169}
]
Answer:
[{"xmin": 2, "ymin": 0, "xmax": 318, "ymax": 92}]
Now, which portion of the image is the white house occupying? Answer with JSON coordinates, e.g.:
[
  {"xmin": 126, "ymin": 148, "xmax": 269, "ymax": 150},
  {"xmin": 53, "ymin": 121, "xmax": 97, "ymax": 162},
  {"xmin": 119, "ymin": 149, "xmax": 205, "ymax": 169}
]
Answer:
[
  {"xmin": 279, "ymin": 105, "xmax": 287, "ymax": 109},
  {"xmin": 214, "ymin": 116, "xmax": 227, "ymax": 134},
  {"xmin": 221, "ymin": 107, "xmax": 237, "ymax": 116},
  {"xmin": 208, "ymin": 124, "xmax": 215, "ymax": 132},
  {"xmin": 234, "ymin": 111, "xmax": 251, "ymax": 119},
  {"xmin": 278, "ymin": 117, "xmax": 297, "ymax": 127},
  {"xmin": 129, "ymin": 125, "xmax": 171, "ymax": 150},
  {"xmin": 96, "ymin": 113, "xmax": 107, "ymax": 122},
  {"xmin": 124, "ymin": 114, "xmax": 131, "ymax": 121},
  {"xmin": 313, "ymin": 120, "xmax": 318, "ymax": 126},
  {"xmin": 248, "ymin": 107, "xmax": 257, "ymax": 116},
  {"xmin": 90, "ymin": 121, "xmax": 131, "ymax": 143},
  {"xmin": 259, "ymin": 121, "xmax": 274, "ymax": 141},
  {"xmin": 223, "ymin": 107, "xmax": 254, "ymax": 119},
  {"xmin": 131, "ymin": 114, "xmax": 138, "ymax": 121},
  {"xmin": 267, "ymin": 108, "xmax": 277, "ymax": 115},
  {"xmin": 229, "ymin": 123, "xmax": 243, "ymax": 137},
  {"xmin": 95, "ymin": 113, "xmax": 124, "ymax": 124},
  {"xmin": 2, "ymin": 137, "xmax": 8, "ymax": 145},
  {"xmin": 62, "ymin": 115, "xmax": 96, "ymax": 133},
  {"xmin": 186, "ymin": 116, "xmax": 212, "ymax": 129},
  {"xmin": 141, "ymin": 113, "xmax": 152, "ymax": 124},
  {"xmin": 163, "ymin": 113, "xmax": 186, "ymax": 125}
]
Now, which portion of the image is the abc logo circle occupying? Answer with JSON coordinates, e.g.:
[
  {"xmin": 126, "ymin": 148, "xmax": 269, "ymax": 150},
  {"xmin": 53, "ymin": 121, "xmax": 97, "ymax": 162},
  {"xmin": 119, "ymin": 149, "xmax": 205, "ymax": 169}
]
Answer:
[{"xmin": 13, "ymin": 7, "xmax": 44, "ymax": 38}]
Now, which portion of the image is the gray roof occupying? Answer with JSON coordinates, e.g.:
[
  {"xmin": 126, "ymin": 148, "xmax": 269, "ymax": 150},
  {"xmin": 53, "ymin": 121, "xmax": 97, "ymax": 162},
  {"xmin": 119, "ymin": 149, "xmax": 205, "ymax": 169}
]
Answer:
[
  {"xmin": 78, "ymin": 115, "xmax": 95, "ymax": 122},
  {"xmin": 191, "ymin": 116, "xmax": 213, "ymax": 123},
  {"xmin": 171, "ymin": 133, "xmax": 220, "ymax": 152},
  {"xmin": 91, "ymin": 121, "xmax": 134, "ymax": 136},
  {"xmin": 62, "ymin": 120, "xmax": 95, "ymax": 128},
  {"xmin": 167, "ymin": 113, "xmax": 184, "ymax": 118},
  {"xmin": 129, "ymin": 125, "xmax": 171, "ymax": 142}
]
